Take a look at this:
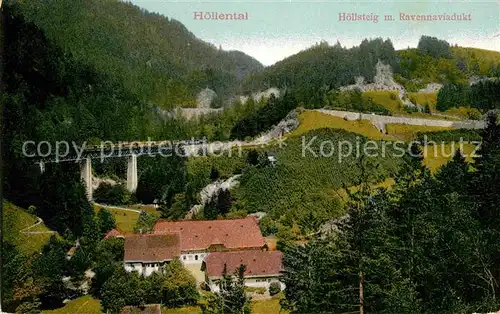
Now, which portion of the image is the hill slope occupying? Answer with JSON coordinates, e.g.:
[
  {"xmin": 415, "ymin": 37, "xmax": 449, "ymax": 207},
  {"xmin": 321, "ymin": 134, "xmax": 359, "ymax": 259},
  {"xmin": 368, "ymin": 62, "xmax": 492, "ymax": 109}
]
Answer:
[
  {"xmin": 243, "ymin": 37, "xmax": 500, "ymax": 104},
  {"xmin": 10, "ymin": 0, "xmax": 263, "ymax": 108},
  {"xmin": 3, "ymin": 202, "xmax": 56, "ymax": 255}
]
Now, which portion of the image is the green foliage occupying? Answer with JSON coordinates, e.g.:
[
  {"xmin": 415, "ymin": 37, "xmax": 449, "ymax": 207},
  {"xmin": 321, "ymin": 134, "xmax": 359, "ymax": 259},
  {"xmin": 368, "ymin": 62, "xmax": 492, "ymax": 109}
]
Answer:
[
  {"xmin": 12, "ymin": 0, "xmax": 262, "ymax": 108},
  {"xmin": 187, "ymin": 154, "xmax": 246, "ymax": 193},
  {"xmin": 97, "ymin": 208, "xmax": 117, "ymax": 236},
  {"xmin": 281, "ymin": 238, "xmax": 342, "ymax": 313},
  {"xmin": 2, "ymin": 202, "xmax": 54, "ymax": 255},
  {"xmin": 162, "ymin": 259, "xmax": 199, "ymax": 307},
  {"xmin": 416, "ymin": 129, "xmax": 481, "ymax": 143},
  {"xmin": 133, "ymin": 211, "xmax": 159, "ymax": 234},
  {"xmin": 437, "ymin": 80, "xmax": 500, "ymax": 112},
  {"xmin": 233, "ymin": 129, "xmax": 400, "ymax": 234},
  {"xmin": 328, "ymin": 89, "xmax": 391, "ymax": 115},
  {"xmin": 424, "ymin": 104, "xmax": 431, "ymax": 114},
  {"xmin": 94, "ymin": 183, "xmax": 132, "ymax": 205},
  {"xmin": 33, "ymin": 236, "xmax": 70, "ymax": 309},
  {"xmin": 282, "ymin": 133, "xmax": 500, "ymax": 313},
  {"xmin": 100, "ymin": 259, "xmax": 197, "ymax": 313},
  {"xmin": 210, "ymin": 167, "xmax": 221, "ymax": 181},
  {"xmin": 436, "ymin": 83, "xmax": 470, "ymax": 111},
  {"xmin": 258, "ymin": 215, "xmax": 278, "ymax": 236},
  {"xmin": 136, "ymin": 155, "xmax": 187, "ymax": 204},
  {"xmin": 231, "ymin": 93, "xmax": 296, "ymax": 140},
  {"xmin": 243, "ymin": 38, "xmax": 398, "ymax": 105},
  {"xmin": 36, "ymin": 164, "xmax": 95, "ymax": 237},
  {"xmin": 204, "ymin": 190, "xmax": 233, "ymax": 220},
  {"xmin": 100, "ymin": 266, "xmax": 136, "ymax": 314},
  {"xmin": 246, "ymin": 149, "xmax": 260, "ymax": 166},
  {"xmin": 91, "ymin": 238, "xmax": 125, "ymax": 298},
  {"xmin": 417, "ymin": 35, "xmax": 451, "ymax": 58},
  {"xmin": 268, "ymin": 282, "xmax": 281, "ymax": 296},
  {"xmin": 203, "ymin": 264, "xmax": 251, "ymax": 314}
]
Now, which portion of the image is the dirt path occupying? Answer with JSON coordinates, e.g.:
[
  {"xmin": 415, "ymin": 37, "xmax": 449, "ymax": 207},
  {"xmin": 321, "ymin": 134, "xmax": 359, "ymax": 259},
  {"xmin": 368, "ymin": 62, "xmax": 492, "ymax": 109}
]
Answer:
[
  {"xmin": 19, "ymin": 217, "xmax": 56, "ymax": 235},
  {"xmin": 93, "ymin": 203, "xmax": 141, "ymax": 213}
]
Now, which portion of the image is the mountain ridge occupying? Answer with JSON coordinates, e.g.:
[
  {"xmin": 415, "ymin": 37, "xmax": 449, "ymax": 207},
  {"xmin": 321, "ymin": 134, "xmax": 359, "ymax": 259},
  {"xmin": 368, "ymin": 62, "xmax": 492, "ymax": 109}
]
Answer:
[{"xmin": 9, "ymin": 0, "xmax": 263, "ymax": 108}]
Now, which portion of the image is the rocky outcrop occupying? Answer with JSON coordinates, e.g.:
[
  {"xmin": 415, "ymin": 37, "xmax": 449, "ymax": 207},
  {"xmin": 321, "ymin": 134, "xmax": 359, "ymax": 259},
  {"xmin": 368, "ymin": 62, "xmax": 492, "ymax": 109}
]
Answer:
[
  {"xmin": 199, "ymin": 175, "xmax": 242, "ymax": 205},
  {"xmin": 239, "ymin": 87, "xmax": 280, "ymax": 104},
  {"xmin": 418, "ymin": 83, "xmax": 443, "ymax": 93},
  {"xmin": 92, "ymin": 176, "xmax": 118, "ymax": 191},
  {"xmin": 185, "ymin": 175, "xmax": 242, "ymax": 219},
  {"xmin": 469, "ymin": 76, "xmax": 499, "ymax": 86},
  {"xmin": 317, "ymin": 214, "xmax": 350, "ymax": 238},
  {"xmin": 153, "ymin": 106, "xmax": 222, "ymax": 121},
  {"xmin": 340, "ymin": 61, "xmax": 416, "ymax": 108},
  {"xmin": 252, "ymin": 109, "xmax": 300, "ymax": 144},
  {"xmin": 196, "ymin": 88, "xmax": 217, "ymax": 108}
]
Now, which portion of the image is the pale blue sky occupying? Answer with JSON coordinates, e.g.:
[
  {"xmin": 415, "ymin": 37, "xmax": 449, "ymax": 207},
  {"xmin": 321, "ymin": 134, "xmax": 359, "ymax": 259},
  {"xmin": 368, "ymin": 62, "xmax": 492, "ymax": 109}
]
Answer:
[{"xmin": 130, "ymin": 0, "xmax": 500, "ymax": 65}]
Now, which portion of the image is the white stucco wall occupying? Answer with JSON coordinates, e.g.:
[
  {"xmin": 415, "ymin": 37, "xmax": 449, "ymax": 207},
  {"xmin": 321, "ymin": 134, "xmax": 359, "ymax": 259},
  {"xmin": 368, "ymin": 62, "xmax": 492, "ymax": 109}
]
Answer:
[
  {"xmin": 181, "ymin": 251, "xmax": 209, "ymax": 264},
  {"xmin": 315, "ymin": 109, "xmax": 485, "ymax": 130},
  {"xmin": 124, "ymin": 262, "xmax": 165, "ymax": 276}
]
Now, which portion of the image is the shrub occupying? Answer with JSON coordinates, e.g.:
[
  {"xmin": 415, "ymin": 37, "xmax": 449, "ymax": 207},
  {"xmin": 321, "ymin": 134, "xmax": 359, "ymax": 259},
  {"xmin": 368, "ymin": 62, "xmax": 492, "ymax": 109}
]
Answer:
[
  {"xmin": 259, "ymin": 215, "xmax": 278, "ymax": 236},
  {"xmin": 94, "ymin": 183, "xmax": 131, "ymax": 205},
  {"xmin": 416, "ymin": 129, "xmax": 481, "ymax": 143},
  {"xmin": 269, "ymin": 282, "xmax": 281, "ymax": 296},
  {"xmin": 246, "ymin": 286, "xmax": 266, "ymax": 294}
]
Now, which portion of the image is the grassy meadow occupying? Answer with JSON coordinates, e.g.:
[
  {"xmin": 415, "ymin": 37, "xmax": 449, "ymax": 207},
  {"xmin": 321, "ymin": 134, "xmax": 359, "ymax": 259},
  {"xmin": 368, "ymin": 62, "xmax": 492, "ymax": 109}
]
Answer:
[
  {"xmin": 3, "ymin": 201, "xmax": 56, "ymax": 255},
  {"xmin": 291, "ymin": 110, "xmax": 394, "ymax": 140},
  {"xmin": 386, "ymin": 123, "xmax": 454, "ymax": 141}
]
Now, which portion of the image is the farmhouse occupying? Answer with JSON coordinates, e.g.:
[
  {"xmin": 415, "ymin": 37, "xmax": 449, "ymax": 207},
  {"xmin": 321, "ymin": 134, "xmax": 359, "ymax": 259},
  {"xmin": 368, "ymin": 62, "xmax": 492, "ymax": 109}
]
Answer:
[
  {"xmin": 123, "ymin": 233, "xmax": 180, "ymax": 276},
  {"xmin": 123, "ymin": 217, "xmax": 269, "ymax": 276},
  {"xmin": 152, "ymin": 217, "xmax": 267, "ymax": 264},
  {"xmin": 202, "ymin": 250, "xmax": 285, "ymax": 292}
]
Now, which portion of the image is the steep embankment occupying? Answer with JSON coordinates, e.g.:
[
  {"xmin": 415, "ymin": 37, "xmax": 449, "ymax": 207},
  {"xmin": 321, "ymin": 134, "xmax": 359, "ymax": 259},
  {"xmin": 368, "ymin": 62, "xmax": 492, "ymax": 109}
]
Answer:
[{"xmin": 3, "ymin": 202, "xmax": 57, "ymax": 255}]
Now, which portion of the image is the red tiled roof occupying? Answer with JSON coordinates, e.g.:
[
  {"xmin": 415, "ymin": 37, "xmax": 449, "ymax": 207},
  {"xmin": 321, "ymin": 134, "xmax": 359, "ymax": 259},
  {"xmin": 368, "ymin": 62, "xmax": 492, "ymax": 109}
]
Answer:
[
  {"xmin": 153, "ymin": 217, "xmax": 266, "ymax": 252},
  {"xmin": 104, "ymin": 228, "xmax": 123, "ymax": 240},
  {"xmin": 124, "ymin": 234, "xmax": 180, "ymax": 262},
  {"xmin": 204, "ymin": 250, "xmax": 283, "ymax": 279}
]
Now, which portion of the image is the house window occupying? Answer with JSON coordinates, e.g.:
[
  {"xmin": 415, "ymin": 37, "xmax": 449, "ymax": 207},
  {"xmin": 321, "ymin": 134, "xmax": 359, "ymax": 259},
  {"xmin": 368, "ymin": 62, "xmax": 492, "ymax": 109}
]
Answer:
[
  {"xmin": 195, "ymin": 255, "xmax": 198, "ymax": 261},
  {"xmin": 183, "ymin": 256, "xmax": 186, "ymax": 260}
]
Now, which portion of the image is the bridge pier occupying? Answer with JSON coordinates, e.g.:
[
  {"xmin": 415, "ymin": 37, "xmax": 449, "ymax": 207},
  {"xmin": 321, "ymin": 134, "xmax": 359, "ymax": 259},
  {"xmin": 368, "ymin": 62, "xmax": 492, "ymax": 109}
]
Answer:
[
  {"xmin": 39, "ymin": 161, "xmax": 45, "ymax": 174},
  {"xmin": 80, "ymin": 157, "xmax": 93, "ymax": 201},
  {"xmin": 126, "ymin": 154, "xmax": 138, "ymax": 193}
]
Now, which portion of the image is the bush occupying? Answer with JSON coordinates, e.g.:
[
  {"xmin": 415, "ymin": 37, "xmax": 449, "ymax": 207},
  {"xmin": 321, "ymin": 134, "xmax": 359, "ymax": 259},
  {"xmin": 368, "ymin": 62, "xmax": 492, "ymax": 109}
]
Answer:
[
  {"xmin": 416, "ymin": 129, "xmax": 481, "ymax": 143},
  {"xmin": 246, "ymin": 286, "xmax": 266, "ymax": 294},
  {"xmin": 329, "ymin": 90, "xmax": 390, "ymax": 115},
  {"xmin": 269, "ymin": 282, "xmax": 281, "ymax": 296},
  {"xmin": 94, "ymin": 183, "xmax": 131, "ymax": 205},
  {"xmin": 259, "ymin": 215, "xmax": 278, "ymax": 236},
  {"xmin": 133, "ymin": 211, "xmax": 158, "ymax": 234}
]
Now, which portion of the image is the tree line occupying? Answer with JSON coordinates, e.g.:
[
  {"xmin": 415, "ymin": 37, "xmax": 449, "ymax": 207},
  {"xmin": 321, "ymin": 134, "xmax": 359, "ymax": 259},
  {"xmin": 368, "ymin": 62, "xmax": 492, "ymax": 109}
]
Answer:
[
  {"xmin": 8, "ymin": 0, "xmax": 263, "ymax": 108},
  {"xmin": 280, "ymin": 113, "xmax": 500, "ymax": 313},
  {"xmin": 436, "ymin": 80, "xmax": 500, "ymax": 112}
]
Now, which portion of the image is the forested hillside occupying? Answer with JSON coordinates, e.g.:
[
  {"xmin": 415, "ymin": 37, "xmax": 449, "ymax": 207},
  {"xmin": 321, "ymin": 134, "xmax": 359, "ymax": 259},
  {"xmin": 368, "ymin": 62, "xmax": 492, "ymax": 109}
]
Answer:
[
  {"xmin": 242, "ymin": 39, "xmax": 398, "ymax": 104},
  {"xmin": 8, "ymin": 0, "xmax": 263, "ymax": 108},
  {"xmin": 243, "ymin": 36, "xmax": 500, "ymax": 105}
]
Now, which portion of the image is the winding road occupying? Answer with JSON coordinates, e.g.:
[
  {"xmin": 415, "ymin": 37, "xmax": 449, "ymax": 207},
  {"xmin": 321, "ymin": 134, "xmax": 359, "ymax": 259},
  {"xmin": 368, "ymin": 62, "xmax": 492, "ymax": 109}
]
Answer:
[{"xmin": 20, "ymin": 217, "xmax": 57, "ymax": 235}]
